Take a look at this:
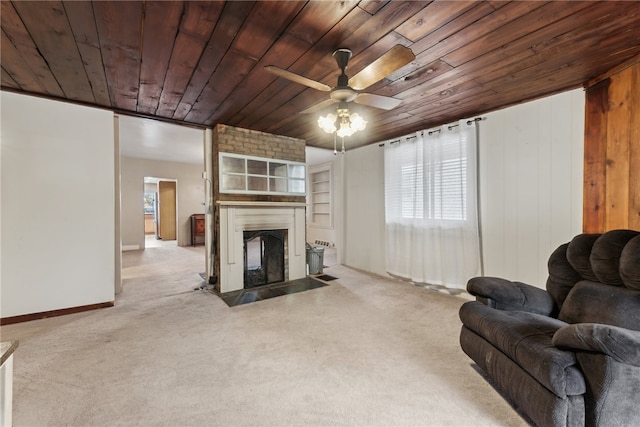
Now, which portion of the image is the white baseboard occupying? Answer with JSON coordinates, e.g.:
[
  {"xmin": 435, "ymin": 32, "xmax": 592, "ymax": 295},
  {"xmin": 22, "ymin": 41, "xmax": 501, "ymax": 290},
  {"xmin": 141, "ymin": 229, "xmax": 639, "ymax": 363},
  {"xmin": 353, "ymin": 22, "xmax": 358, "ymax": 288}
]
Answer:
[{"xmin": 122, "ymin": 245, "xmax": 140, "ymax": 251}]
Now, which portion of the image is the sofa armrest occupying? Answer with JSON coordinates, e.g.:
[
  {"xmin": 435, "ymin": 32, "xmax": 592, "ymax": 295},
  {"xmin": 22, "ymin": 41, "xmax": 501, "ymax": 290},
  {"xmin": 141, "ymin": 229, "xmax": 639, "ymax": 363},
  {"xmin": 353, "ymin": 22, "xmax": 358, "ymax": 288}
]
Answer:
[
  {"xmin": 552, "ymin": 323, "xmax": 640, "ymax": 367},
  {"xmin": 466, "ymin": 276, "xmax": 556, "ymax": 316}
]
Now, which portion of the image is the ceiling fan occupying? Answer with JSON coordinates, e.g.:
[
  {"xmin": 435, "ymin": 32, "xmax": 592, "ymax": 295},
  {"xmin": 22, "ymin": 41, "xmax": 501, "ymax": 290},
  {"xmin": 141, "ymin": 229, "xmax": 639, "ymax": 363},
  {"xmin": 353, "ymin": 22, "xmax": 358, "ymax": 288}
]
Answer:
[{"xmin": 264, "ymin": 44, "xmax": 415, "ymax": 114}]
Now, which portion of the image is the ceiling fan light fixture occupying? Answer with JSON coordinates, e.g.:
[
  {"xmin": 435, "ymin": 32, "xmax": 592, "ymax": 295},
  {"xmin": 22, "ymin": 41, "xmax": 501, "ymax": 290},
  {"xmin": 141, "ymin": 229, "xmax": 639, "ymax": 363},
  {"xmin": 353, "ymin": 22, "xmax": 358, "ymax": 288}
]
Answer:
[
  {"xmin": 330, "ymin": 87, "xmax": 357, "ymax": 102},
  {"xmin": 349, "ymin": 112, "xmax": 367, "ymax": 131},
  {"xmin": 336, "ymin": 120, "xmax": 354, "ymax": 138},
  {"xmin": 266, "ymin": 43, "xmax": 413, "ymax": 146},
  {"xmin": 319, "ymin": 106, "xmax": 366, "ymax": 139},
  {"xmin": 318, "ymin": 113, "xmax": 337, "ymax": 134}
]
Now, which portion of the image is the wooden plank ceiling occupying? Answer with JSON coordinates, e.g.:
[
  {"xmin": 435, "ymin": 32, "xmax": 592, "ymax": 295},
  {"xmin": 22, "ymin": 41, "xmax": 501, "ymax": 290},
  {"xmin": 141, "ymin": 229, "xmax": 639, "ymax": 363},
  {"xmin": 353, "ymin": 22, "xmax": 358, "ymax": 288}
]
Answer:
[{"xmin": 2, "ymin": 1, "xmax": 640, "ymax": 150}]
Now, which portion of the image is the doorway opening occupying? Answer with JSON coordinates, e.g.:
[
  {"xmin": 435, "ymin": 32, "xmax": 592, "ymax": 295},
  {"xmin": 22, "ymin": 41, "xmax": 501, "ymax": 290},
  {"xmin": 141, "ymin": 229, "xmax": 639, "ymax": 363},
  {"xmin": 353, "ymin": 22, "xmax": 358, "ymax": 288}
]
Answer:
[{"xmin": 144, "ymin": 177, "xmax": 178, "ymax": 248}]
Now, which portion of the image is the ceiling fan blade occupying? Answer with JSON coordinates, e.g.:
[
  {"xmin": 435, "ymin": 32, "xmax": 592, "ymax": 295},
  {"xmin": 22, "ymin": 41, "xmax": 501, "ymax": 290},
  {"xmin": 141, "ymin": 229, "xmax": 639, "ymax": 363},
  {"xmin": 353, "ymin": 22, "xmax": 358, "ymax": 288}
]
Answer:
[
  {"xmin": 348, "ymin": 45, "xmax": 415, "ymax": 91},
  {"xmin": 354, "ymin": 93, "xmax": 402, "ymax": 110},
  {"xmin": 264, "ymin": 65, "xmax": 332, "ymax": 92},
  {"xmin": 300, "ymin": 98, "xmax": 338, "ymax": 114}
]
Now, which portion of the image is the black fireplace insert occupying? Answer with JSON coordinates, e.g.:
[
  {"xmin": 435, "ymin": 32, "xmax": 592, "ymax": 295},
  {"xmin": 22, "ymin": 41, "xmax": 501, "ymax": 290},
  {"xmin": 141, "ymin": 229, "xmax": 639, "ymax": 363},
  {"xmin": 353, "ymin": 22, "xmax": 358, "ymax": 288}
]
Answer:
[{"xmin": 243, "ymin": 230, "xmax": 286, "ymax": 288}]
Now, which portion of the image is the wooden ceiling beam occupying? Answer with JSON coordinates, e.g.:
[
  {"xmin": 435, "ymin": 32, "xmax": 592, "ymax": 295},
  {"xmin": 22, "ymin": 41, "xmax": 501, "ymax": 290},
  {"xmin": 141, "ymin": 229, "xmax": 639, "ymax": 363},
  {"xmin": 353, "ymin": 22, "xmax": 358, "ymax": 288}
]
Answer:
[
  {"xmin": 63, "ymin": 1, "xmax": 110, "ymax": 106},
  {"xmin": 11, "ymin": 1, "xmax": 93, "ymax": 102},
  {"xmin": 136, "ymin": 1, "xmax": 184, "ymax": 115},
  {"xmin": 441, "ymin": 1, "xmax": 593, "ymax": 67},
  {"xmin": 184, "ymin": 1, "xmax": 305, "ymax": 124},
  {"xmin": 155, "ymin": 1, "xmax": 224, "ymax": 118},
  {"xmin": 172, "ymin": 1, "xmax": 256, "ymax": 121},
  {"xmin": 1, "ymin": 66, "xmax": 19, "ymax": 89},
  {"xmin": 93, "ymin": 1, "xmax": 143, "ymax": 111},
  {"xmin": 1, "ymin": 2, "xmax": 64, "ymax": 97},
  {"xmin": 204, "ymin": 33, "xmax": 313, "ymax": 125}
]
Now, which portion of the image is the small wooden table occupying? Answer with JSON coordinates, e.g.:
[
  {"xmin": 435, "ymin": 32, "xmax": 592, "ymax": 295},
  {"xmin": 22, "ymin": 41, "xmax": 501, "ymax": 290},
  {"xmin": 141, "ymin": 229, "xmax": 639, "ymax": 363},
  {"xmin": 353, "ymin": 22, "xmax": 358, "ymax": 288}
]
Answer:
[{"xmin": 190, "ymin": 214, "xmax": 205, "ymax": 246}]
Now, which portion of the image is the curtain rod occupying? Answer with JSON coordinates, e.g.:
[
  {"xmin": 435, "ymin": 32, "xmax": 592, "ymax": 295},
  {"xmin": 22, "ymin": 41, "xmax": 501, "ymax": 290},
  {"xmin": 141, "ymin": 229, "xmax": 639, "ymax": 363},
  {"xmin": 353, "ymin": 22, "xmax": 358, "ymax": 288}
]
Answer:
[
  {"xmin": 380, "ymin": 116, "xmax": 485, "ymax": 146},
  {"xmin": 429, "ymin": 117, "xmax": 485, "ymax": 135},
  {"xmin": 385, "ymin": 135, "xmax": 417, "ymax": 145}
]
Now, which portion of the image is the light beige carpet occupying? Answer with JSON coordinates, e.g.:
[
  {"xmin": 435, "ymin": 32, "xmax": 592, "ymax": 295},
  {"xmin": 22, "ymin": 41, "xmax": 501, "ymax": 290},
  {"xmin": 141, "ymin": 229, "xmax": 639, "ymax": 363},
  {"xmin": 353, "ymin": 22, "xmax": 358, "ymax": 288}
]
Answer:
[{"xmin": 2, "ymin": 246, "xmax": 530, "ymax": 426}]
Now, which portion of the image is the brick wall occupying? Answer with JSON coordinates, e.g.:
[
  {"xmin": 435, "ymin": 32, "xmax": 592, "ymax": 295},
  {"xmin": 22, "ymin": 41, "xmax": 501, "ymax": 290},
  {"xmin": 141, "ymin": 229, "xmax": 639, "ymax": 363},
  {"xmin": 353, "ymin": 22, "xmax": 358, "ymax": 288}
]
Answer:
[{"xmin": 214, "ymin": 124, "xmax": 305, "ymax": 162}]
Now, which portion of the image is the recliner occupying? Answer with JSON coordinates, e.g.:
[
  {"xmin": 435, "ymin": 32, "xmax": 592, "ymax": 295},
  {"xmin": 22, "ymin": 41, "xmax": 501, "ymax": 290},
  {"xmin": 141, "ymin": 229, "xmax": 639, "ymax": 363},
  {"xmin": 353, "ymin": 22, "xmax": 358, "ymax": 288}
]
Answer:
[{"xmin": 459, "ymin": 229, "xmax": 640, "ymax": 427}]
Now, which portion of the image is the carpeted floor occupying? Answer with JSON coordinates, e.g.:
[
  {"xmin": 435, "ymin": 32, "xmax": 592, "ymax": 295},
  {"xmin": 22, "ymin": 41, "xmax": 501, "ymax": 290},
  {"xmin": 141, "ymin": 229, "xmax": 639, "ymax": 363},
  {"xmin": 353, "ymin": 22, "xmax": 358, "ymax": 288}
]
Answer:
[{"xmin": 1, "ymin": 245, "xmax": 530, "ymax": 426}]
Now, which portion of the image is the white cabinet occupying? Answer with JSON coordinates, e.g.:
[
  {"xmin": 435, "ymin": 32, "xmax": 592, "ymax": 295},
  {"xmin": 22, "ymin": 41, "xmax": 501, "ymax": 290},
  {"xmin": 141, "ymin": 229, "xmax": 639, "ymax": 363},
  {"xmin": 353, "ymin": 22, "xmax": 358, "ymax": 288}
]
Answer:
[{"xmin": 219, "ymin": 153, "xmax": 306, "ymax": 195}]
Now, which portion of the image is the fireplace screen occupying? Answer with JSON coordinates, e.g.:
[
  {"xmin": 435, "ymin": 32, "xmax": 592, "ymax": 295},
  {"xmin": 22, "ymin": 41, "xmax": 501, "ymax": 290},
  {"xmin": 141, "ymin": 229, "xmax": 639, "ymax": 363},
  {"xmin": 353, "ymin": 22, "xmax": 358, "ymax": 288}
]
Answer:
[{"xmin": 243, "ymin": 230, "xmax": 286, "ymax": 288}]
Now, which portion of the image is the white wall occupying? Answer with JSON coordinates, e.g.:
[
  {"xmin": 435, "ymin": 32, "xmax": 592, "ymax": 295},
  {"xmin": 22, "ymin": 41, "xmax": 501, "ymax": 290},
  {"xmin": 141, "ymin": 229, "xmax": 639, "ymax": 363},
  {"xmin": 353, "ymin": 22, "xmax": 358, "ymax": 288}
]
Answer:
[
  {"xmin": 120, "ymin": 156, "xmax": 205, "ymax": 248},
  {"xmin": 479, "ymin": 89, "xmax": 584, "ymax": 286},
  {"xmin": 1, "ymin": 92, "xmax": 115, "ymax": 318},
  {"xmin": 342, "ymin": 143, "xmax": 387, "ymax": 276},
  {"xmin": 341, "ymin": 89, "xmax": 585, "ymax": 287}
]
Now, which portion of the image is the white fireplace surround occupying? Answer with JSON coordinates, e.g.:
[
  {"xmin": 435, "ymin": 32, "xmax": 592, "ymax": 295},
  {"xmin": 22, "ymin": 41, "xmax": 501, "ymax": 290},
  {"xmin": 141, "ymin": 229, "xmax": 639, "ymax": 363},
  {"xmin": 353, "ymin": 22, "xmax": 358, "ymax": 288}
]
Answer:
[{"xmin": 217, "ymin": 201, "xmax": 307, "ymax": 293}]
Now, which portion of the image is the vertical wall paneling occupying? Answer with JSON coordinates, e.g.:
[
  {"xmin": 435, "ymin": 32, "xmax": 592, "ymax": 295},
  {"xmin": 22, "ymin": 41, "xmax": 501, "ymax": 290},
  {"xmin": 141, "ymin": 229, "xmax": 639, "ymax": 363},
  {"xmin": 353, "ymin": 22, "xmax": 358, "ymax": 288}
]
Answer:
[
  {"xmin": 479, "ymin": 108, "xmax": 506, "ymax": 277},
  {"xmin": 570, "ymin": 90, "xmax": 587, "ymax": 234},
  {"xmin": 605, "ymin": 71, "xmax": 631, "ymax": 229},
  {"xmin": 630, "ymin": 65, "xmax": 640, "ymax": 230},
  {"xmin": 515, "ymin": 101, "xmax": 540, "ymax": 282},
  {"xmin": 583, "ymin": 80, "xmax": 609, "ymax": 232},
  {"xmin": 584, "ymin": 60, "xmax": 640, "ymax": 232},
  {"xmin": 479, "ymin": 89, "xmax": 584, "ymax": 287}
]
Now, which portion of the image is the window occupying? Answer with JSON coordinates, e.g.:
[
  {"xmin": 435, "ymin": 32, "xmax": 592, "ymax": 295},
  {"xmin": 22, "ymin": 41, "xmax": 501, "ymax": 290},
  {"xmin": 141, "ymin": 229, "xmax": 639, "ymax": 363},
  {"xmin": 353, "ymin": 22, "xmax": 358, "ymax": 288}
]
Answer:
[
  {"xmin": 389, "ymin": 130, "xmax": 469, "ymax": 223},
  {"xmin": 383, "ymin": 121, "xmax": 480, "ymax": 288},
  {"xmin": 424, "ymin": 139, "xmax": 467, "ymax": 221},
  {"xmin": 219, "ymin": 153, "xmax": 306, "ymax": 195}
]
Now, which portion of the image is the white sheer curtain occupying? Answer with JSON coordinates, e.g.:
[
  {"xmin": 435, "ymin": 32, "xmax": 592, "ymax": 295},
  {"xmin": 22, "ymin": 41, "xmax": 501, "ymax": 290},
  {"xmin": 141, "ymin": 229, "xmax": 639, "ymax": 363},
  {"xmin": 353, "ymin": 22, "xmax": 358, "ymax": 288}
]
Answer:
[{"xmin": 384, "ymin": 120, "xmax": 481, "ymax": 289}]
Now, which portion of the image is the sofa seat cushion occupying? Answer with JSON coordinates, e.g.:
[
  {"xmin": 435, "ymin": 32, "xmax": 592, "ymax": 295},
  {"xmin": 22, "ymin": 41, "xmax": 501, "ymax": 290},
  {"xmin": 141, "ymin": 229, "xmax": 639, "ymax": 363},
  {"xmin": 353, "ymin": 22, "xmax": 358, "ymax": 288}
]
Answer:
[{"xmin": 460, "ymin": 301, "xmax": 586, "ymax": 397}]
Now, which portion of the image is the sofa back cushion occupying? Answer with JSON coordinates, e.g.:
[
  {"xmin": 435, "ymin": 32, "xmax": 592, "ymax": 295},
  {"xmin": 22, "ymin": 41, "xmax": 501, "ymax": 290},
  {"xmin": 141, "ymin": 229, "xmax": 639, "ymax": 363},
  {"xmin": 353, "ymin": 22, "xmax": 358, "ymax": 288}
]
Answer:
[
  {"xmin": 566, "ymin": 233, "xmax": 601, "ymax": 281},
  {"xmin": 558, "ymin": 281, "xmax": 640, "ymax": 331},
  {"xmin": 554, "ymin": 230, "xmax": 640, "ymax": 328},
  {"xmin": 621, "ymin": 235, "xmax": 640, "ymax": 290},
  {"xmin": 547, "ymin": 243, "xmax": 584, "ymax": 309},
  {"xmin": 589, "ymin": 229, "xmax": 640, "ymax": 285}
]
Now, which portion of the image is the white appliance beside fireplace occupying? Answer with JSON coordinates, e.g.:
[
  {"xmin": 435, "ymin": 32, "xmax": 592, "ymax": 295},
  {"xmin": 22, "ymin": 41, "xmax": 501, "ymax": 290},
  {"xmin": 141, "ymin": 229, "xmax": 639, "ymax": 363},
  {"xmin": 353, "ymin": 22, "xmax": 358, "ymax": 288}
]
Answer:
[{"xmin": 217, "ymin": 201, "xmax": 307, "ymax": 293}]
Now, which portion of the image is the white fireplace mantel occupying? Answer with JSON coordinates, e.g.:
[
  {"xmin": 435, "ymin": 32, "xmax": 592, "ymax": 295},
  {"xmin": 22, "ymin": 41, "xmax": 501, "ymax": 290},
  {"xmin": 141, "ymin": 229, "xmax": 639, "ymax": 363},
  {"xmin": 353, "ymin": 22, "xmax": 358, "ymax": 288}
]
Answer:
[
  {"xmin": 216, "ymin": 201, "xmax": 307, "ymax": 207},
  {"xmin": 217, "ymin": 202, "xmax": 307, "ymax": 293}
]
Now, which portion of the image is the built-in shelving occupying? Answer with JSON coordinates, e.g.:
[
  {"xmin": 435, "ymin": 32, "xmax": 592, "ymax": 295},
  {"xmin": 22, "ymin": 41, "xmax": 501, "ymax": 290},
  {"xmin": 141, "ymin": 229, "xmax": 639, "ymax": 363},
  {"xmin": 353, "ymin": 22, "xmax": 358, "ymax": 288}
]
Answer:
[{"xmin": 308, "ymin": 164, "xmax": 332, "ymax": 227}]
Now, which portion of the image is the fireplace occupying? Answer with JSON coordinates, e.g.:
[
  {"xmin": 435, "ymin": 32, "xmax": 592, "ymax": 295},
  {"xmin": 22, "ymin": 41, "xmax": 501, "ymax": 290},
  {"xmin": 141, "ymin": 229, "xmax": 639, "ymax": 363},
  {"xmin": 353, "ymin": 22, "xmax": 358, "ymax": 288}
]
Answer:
[
  {"xmin": 243, "ymin": 230, "xmax": 286, "ymax": 288},
  {"xmin": 217, "ymin": 202, "xmax": 307, "ymax": 293}
]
